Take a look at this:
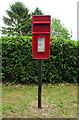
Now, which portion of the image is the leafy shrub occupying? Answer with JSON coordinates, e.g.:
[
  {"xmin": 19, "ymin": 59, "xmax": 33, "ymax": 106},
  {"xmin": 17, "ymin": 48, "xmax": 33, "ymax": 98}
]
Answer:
[
  {"xmin": 2, "ymin": 36, "xmax": 77, "ymax": 84},
  {"xmin": 43, "ymin": 37, "xmax": 77, "ymax": 83}
]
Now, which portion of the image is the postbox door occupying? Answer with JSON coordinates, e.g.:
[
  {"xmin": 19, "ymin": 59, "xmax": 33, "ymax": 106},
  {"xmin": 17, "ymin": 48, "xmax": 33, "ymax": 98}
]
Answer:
[{"xmin": 32, "ymin": 34, "xmax": 50, "ymax": 59}]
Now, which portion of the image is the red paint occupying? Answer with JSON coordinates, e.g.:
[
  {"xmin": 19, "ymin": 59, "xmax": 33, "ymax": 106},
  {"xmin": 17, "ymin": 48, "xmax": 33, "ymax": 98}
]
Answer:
[{"xmin": 32, "ymin": 15, "xmax": 51, "ymax": 59}]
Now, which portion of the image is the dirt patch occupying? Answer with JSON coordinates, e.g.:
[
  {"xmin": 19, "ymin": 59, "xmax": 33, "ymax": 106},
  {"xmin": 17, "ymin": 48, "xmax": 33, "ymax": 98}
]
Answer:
[{"xmin": 27, "ymin": 99, "xmax": 59, "ymax": 118}]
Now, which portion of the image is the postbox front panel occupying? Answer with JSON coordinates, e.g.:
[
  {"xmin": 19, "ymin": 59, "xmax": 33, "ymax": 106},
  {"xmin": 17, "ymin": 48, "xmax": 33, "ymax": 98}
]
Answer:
[
  {"xmin": 32, "ymin": 34, "xmax": 50, "ymax": 59},
  {"xmin": 32, "ymin": 15, "xmax": 51, "ymax": 59}
]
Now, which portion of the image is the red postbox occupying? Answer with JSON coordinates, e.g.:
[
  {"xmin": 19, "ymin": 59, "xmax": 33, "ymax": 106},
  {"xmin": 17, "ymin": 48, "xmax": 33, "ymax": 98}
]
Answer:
[{"xmin": 32, "ymin": 15, "xmax": 51, "ymax": 59}]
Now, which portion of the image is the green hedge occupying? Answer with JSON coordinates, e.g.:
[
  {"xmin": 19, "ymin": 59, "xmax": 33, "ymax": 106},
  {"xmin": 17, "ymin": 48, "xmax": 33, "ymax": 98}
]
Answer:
[{"xmin": 2, "ymin": 36, "xmax": 77, "ymax": 84}]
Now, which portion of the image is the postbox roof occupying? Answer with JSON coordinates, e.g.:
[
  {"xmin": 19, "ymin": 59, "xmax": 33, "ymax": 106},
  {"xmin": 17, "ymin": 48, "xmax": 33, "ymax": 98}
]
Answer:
[{"xmin": 32, "ymin": 15, "xmax": 51, "ymax": 22}]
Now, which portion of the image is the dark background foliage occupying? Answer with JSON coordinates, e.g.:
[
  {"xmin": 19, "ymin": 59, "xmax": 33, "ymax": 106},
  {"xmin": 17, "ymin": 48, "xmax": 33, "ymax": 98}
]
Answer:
[{"xmin": 2, "ymin": 36, "xmax": 77, "ymax": 84}]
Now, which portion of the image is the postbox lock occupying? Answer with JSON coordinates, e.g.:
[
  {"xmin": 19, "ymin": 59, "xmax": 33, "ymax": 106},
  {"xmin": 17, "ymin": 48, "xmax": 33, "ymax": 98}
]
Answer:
[{"xmin": 39, "ymin": 33, "xmax": 43, "ymax": 36}]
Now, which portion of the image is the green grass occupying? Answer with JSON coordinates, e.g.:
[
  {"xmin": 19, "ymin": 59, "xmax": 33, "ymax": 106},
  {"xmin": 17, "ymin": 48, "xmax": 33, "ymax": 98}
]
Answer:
[{"xmin": 2, "ymin": 83, "xmax": 77, "ymax": 118}]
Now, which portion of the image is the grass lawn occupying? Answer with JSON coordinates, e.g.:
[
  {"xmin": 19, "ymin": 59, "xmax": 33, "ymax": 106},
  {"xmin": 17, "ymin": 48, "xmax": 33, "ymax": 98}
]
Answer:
[{"xmin": 2, "ymin": 83, "xmax": 77, "ymax": 118}]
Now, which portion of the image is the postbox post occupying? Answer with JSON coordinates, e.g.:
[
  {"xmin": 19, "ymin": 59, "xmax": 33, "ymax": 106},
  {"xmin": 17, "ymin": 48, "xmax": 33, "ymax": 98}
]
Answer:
[{"xmin": 38, "ymin": 59, "xmax": 42, "ymax": 108}]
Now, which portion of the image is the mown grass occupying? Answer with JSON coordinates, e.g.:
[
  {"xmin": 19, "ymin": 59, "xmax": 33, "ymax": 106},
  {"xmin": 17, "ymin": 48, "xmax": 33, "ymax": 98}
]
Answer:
[{"xmin": 2, "ymin": 83, "xmax": 77, "ymax": 118}]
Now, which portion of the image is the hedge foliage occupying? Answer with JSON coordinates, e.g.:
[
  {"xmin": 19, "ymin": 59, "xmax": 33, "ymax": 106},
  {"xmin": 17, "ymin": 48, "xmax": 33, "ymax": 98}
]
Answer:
[{"xmin": 2, "ymin": 36, "xmax": 77, "ymax": 84}]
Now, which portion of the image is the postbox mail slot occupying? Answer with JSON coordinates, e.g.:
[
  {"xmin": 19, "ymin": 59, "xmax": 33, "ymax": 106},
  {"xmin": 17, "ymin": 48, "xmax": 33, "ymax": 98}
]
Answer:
[{"xmin": 34, "ymin": 23, "xmax": 49, "ymax": 26}]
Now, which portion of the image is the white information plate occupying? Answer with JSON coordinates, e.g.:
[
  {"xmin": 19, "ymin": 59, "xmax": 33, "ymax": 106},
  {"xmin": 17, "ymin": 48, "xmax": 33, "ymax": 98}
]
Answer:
[{"xmin": 38, "ymin": 38, "xmax": 45, "ymax": 52}]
